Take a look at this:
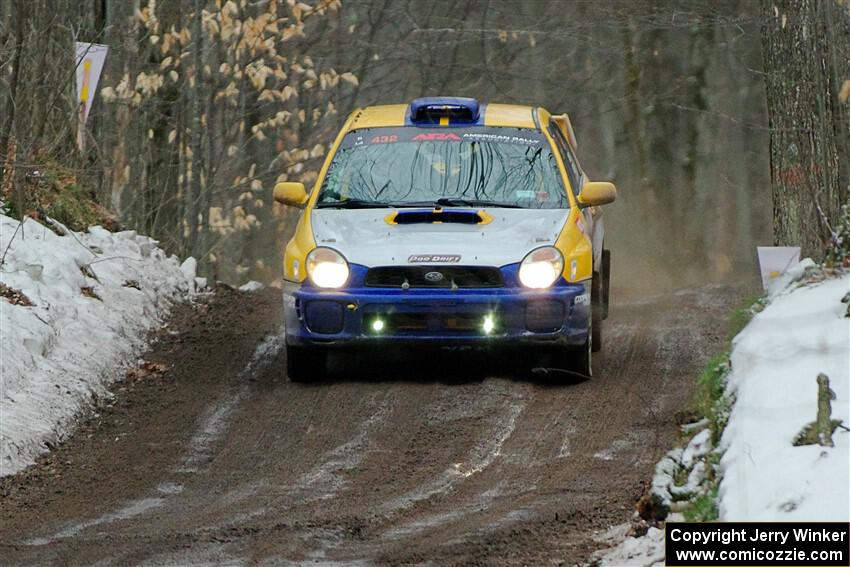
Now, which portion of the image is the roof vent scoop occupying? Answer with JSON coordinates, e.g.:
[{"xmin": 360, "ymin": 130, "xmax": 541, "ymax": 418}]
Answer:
[{"xmin": 409, "ymin": 97, "xmax": 480, "ymax": 125}]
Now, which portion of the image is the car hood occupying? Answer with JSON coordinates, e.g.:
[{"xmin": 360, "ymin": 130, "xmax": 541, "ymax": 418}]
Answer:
[{"xmin": 310, "ymin": 208, "xmax": 569, "ymax": 267}]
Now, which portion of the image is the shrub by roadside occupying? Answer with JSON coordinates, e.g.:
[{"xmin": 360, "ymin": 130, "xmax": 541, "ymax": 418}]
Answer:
[{"xmin": 2, "ymin": 162, "xmax": 118, "ymax": 233}]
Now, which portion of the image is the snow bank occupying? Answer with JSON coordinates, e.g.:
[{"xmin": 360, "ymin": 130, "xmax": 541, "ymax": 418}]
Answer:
[
  {"xmin": 589, "ymin": 264, "xmax": 849, "ymax": 565},
  {"xmin": 0, "ymin": 214, "xmax": 194, "ymax": 476},
  {"xmin": 719, "ymin": 268, "xmax": 850, "ymax": 520},
  {"xmin": 590, "ymin": 522, "xmax": 665, "ymax": 567}
]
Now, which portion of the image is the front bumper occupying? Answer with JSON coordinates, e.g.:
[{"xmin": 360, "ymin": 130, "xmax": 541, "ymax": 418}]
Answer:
[{"xmin": 284, "ymin": 264, "xmax": 591, "ymax": 347}]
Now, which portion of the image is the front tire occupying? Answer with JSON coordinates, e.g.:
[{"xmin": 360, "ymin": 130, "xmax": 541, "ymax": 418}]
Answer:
[
  {"xmin": 591, "ymin": 272, "xmax": 603, "ymax": 352},
  {"xmin": 286, "ymin": 344, "xmax": 327, "ymax": 382},
  {"xmin": 601, "ymin": 248, "xmax": 611, "ymax": 320}
]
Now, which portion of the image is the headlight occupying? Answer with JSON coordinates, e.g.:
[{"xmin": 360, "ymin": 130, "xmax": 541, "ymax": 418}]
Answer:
[
  {"xmin": 518, "ymin": 246, "xmax": 563, "ymax": 289},
  {"xmin": 306, "ymin": 247, "xmax": 349, "ymax": 288}
]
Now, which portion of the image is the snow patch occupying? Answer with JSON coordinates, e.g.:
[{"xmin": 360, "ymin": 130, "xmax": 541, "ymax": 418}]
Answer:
[
  {"xmin": 719, "ymin": 271, "xmax": 850, "ymax": 521},
  {"xmin": 0, "ymin": 214, "xmax": 191, "ymax": 476},
  {"xmin": 27, "ymin": 496, "xmax": 165, "ymax": 545},
  {"xmin": 680, "ymin": 429, "xmax": 711, "ymax": 470},
  {"xmin": 766, "ymin": 258, "xmax": 816, "ymax": 298},
  {"xmin": 590, "ymin": 523, "xmax": 665, "ymax": 567},
  {"xmin": 238, "ymin": 280, "xmax": 264, "ymax": 292},
  {"xmin": 179, "ymin": 256, "xmax": 197, "ymax": 283}
]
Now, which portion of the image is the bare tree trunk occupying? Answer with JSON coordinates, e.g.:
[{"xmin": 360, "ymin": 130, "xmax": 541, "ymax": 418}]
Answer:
[
  {"xmin": 187, "ymin": 0, "xmax": 203, "ymax": 256},
  {"xmin": 103, "ymin": 0, "xmax": 139, "ymax": 214},
  {"xmin": 619, "ymin": 16, "xmax": 650, "ymax": 195},
  {"xmin": 825, "ymin": 2, "xmax": 850, "ymax": 209},
  {"xmin": 0, "ymin": 0, "xmax": 24, "ymax": 191},
  {"xmin": 761, "ymin": 0, "xmax": 850, "ymax": 258}
]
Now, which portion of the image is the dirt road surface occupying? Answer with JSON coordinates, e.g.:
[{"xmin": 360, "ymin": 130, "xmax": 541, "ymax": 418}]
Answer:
[{"xmin": 0, "ymin": 283, "xmax": 747, "ymax": 565}]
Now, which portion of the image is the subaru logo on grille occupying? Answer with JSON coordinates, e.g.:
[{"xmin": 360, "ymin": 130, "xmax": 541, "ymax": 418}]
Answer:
[{"xmin": 424, "ymin": 271, "xmax": 444, "ymax": 282}]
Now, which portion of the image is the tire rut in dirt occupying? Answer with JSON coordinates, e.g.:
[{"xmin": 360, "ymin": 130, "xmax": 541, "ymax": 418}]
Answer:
[
  {"xmin": 0, "ymin": 284, "xmax": 750, "ymax": 565},
  {"xmin": 0, "ymin": 286, "xmax": 282, "ymax": 564}
]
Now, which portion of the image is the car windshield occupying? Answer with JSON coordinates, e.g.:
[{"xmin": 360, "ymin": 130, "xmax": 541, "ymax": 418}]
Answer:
[{"xmin": 317, "ymin": 126, "xmax": 569, "ymax": 209}]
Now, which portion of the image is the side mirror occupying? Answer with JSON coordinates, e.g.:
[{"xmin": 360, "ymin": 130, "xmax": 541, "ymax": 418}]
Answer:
[
  {"xmin": 273, "ymin": 182, "xmax": 308, "ymax": 207},
  {"xmin": 578, "ymin": 181, "xmax": 616, "ymax": 206}
]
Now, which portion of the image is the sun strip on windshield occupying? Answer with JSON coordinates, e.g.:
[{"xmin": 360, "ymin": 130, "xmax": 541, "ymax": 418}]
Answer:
[{"xmin": 338, "ymin": 127, "xmax": 549, "ymax": 150}]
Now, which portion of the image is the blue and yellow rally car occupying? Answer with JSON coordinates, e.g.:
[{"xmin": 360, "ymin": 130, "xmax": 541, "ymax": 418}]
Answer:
[{"xmin": 273, "ymin": 97, "xmax": 616, "ymax": 380}]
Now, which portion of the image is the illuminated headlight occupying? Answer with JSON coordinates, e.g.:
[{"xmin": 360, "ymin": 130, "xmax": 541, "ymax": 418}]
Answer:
[
  {"xmin": 306, "ymin": 247, "xmax": 349, "ymax": 288},
  {"xmin": 518, "ymin": 246, "xmax": 563, "ymax": 289}
]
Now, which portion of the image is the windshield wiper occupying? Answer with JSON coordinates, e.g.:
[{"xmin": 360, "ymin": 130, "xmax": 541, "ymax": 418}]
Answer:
[
  {"xmin": 434, "ymin": 197, "xmax": 523, "ymax": 209},
  {"xmin": 315, "ymin": 199, "xmax": 394, "ymax": 209}
]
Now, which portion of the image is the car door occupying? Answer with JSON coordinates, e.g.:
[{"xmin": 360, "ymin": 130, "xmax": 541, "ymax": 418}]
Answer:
[{"xmin": 548, "ymin": 121, "xmax": 602, "ymax": 271}]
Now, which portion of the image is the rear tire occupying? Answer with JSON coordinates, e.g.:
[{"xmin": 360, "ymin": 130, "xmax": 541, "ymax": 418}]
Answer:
[{"xmin": 286, "ymin": 344, "xmax": 327, "ymax": 382}]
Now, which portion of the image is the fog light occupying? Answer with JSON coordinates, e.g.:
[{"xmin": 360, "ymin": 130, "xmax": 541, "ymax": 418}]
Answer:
[
  {"xmin": 371, "ymin": 319, "xmax": 385, "ymax": 332},
  {"xmin": 482, "ymin": 315, "xmax": 495, "ymax": 335}
]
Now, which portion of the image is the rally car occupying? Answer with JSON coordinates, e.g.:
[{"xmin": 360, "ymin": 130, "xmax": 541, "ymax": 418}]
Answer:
[{"xmin": 273, "ymin": 97, "xmax": 615, "ymax": 381}]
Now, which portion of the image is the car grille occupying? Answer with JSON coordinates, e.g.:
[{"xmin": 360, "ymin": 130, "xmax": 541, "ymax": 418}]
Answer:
[
  {"xmin": 380, "ymin": 312, "xmax": 483, "ymax": 332},
  {"xmin": 364, "ymin": 266, "xmax": 503, "ymax": 288}
]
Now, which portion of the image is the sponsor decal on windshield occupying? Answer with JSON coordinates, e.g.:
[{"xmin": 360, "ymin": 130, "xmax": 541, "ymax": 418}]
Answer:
[
  {"xmin": 339, "ymin": 127, "xmax": 546, "ymax": 150},
  {"xmin": 461, "ymin": 132, "xmax": 541, "ymax": 146},
  {"xmin": 370, "ymin": 134, "xmax": 399, "ymax": 144},
  {"xmin": 412, "ymin": 132, "xmax": 462, "ymax": 141}
]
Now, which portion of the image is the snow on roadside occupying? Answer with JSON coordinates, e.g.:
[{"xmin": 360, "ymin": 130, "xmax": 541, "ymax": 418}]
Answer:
[
  {"xmin": 590, "ymin": 522, "xmax": 665, "ymax": 567},
  {"xmin": 589, "ymin": 264, "xmax": 849, "ymax": 565},
  {"xmin": 0, "ymin": 214, "xmax": 196, "ymax": 477},
  {"xmin": 719, "ymin": 269, "xmax": 849, "ymax": 520},
  {"xmin": 238, "ymin": 280, "xmax": 264, "ymax": 292}
]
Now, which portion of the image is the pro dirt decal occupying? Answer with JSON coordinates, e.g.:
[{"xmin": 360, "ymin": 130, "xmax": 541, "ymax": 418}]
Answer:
[{"xmin": 408, "ymin": 254, "xmax": 462, "ymax": 263}]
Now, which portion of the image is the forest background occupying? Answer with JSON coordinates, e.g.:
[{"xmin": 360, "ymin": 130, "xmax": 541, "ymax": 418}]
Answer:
[{"xmin": 2, "ymin": 0, "xmax": 847, "ymax": 289}]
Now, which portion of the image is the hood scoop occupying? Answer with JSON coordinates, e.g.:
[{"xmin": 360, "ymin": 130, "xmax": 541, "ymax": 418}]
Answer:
[{"xmin": 386, "ymin": 208, "xmax": 491, "ymax": 225}]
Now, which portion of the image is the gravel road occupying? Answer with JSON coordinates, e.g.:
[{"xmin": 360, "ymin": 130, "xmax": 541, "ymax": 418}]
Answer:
[{"xmin": 0, "ymin": 283, "xmax": 747, "ymax": 565}]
